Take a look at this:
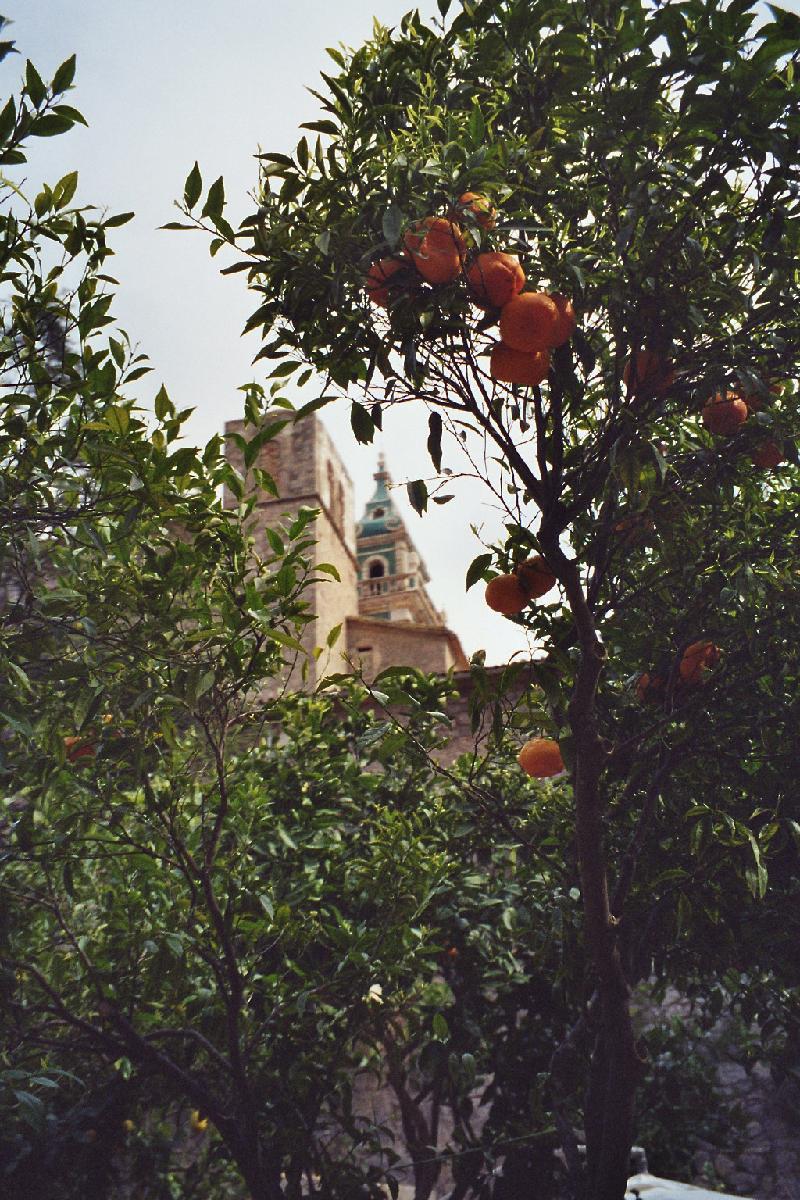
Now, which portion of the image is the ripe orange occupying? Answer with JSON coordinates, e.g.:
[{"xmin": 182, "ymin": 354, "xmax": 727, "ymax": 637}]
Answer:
[
  {"xmin": 614, "ymin": 513, "xmax": 655, "ymax": 546},
  {"xmin": 516, "ymin": 555, "xmax": 557, "ymax": 599},
  {"xmin": 63, "ymin": 735, "xmax": 96, "ymax": 764},
  {"xmin": 191, "ymin": 1110, "xmax": 209, "ymax": 1133},
  {"xmin": 404, "ymin": 216, "xmax": 466, "ymax": 253},
  {"xmin": 549, "ymin": 293, "xmax": 576, "ymax": 347},
  {"xmin": 452, "ymin": 191, "xmax": 496, "ymax": 229},
  {"xmin": 365, "ymin": 258, "xmax": 412, "ymax": 307},
  {"xmin": 403, "ymin": 216, "xmax": 466, "ymax": 284},
  {"xmin": 635, "ymin": 672, "xmax": 664, "ymax": 703},
  {"xmin": 702, "ymin": 392, "xmax": 748, "ymax": 436},
  {"xmin": 467, "ymin": 252, "xmax": 525, "ymax": 308},
  {"xmin": 678, "ymin": 640, "xmax": 720, "ymax": 685},
  {"xmin": 490, "ymin": 342, "xmax": 550, "ymax": 387},
  {"xmin": 623, "ymin": 351, "xmax": 674, "ymax": 397},
  {"xmin": 518, "ymin": 737, "xmax": 565, "ymax": 778},
  {"xmin": 485, "ymin": 573, "xmax": 529, "ymax": 615},
  {"xmin": 499, "ymin": 292, "xmax": 561, "ymax": 353},
  {"xmin": 750, "ymin": 439, "xmax": 785, "ymax": 469}
]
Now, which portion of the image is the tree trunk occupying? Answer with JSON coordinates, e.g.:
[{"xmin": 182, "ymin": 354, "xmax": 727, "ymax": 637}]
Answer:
[{"xmin": 541, "ymin": 542, "xmax": 642, "ymax": 1200}]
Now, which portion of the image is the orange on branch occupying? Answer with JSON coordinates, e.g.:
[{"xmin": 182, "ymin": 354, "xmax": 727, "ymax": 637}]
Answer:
[
  {"xmin": 63, "ymin": 735, "xmax": 96, "ymax": 764},
  {"xmin": 518, "ymin": 737, "xmax": 565, "ymax": 778},
  {"xmin": 549, "ymin": 293, "xmax": 577, "ymax": 347},
  {"xmin": 750, "ymin": 439, "xmax": 785, "ymax": 469},
  {"xmin": 190, "ymin": 1110, "xmax": 209, "ymax": 1133},
  {"xmin": 499, "ymin": 291, "xmax": 560, "ymax": 353},
  {"xmin": 679, "ymin": 640, "xmax": 720, "ymax": 685},
  {"xmin": 635, "ymin": 672, "xmax": 664, "ymax": 704},
  {"xmin": 467, "ymin": 252, "xmax": 525, "ymax": 308},
  {"xmin": 403, "ymin": 217, "xmax": 465, "ymax": 284},
  {"xmin": 452, "ymin": 191, "xmax": 497, "ymax": 229},
  {"xmin": 516, "ymin": 555, "xmax": 557, "ymax": 599},
  {"xmin": 365, "ymin": 258, "xmax": 413, "ymax": 307},
  {"xmin": 702, "ymin": 392, "xmax": 748, "ymax": 436},
  {"xmin": 490, "ymin": 342, "xmax": 550, "ymax": 387},
  {"xmin": 404, "ymin": 215, "xmax": 466, "ymax": 255},
  {"xmin": 485, "ymin": 573, "xmax": 530, "ymax": 615},
  {"xmin": 623, "ymin": 351, "xmax": 674, "ymax": 396}
]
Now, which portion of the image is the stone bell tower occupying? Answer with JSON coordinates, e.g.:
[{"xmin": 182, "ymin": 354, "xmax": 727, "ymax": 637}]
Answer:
[
  {"xmin": 346, "ymin": 454, "xmax": 467, "ymax": 678},
  {"xmin": 223, "ymin": 416, "xmax": 467, "ymax": 687},
  {"xmin": 223, "ymin": 415, "xmax": 359, "ymax": 688}
]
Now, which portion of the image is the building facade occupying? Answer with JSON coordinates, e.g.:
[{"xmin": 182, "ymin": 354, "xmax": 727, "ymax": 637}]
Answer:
[{"xmin": 223, "ymin": 416, "xmax": 468, "ymax": 688}]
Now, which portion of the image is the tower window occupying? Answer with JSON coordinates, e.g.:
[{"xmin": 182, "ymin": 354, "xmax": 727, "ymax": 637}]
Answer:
[
  {"xmin": 369, "ymin": 560, "xmax": 385, "ymax": 578},
  {"xmin": 372, "ymin": 507, "xmax": 385, "ymax": 518}
]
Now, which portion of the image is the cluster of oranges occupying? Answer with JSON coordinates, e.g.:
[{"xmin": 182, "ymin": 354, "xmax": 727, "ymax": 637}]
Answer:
[
  {"xmin": 484, "ymin": 554, "xmax": 557, "ymax": 616},
  {"xmin": 364, "ymin": 197, "xmax": 786, "ymax": 781},
  {"xmin": 636, "ymin": 639, "xmax": 720, "ymax": 705},
  {"xmin": 364, "ymin": 193, "xmax": 576, "ymax": 387},
  {"xmin": 702, "ymin": 387, "xmax": 785, "ymax": 469}
]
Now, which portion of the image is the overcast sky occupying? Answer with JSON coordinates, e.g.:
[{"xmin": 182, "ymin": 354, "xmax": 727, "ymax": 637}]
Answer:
[{"xmin": 4, "ymin": 2, "xmax": 553, "ymax": 667}]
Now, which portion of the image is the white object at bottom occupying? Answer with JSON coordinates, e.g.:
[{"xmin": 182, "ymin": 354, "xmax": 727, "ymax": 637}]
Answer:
[{"xmin": 626, "ymin": 1173, "xmax": 752, "ymax": 1200}]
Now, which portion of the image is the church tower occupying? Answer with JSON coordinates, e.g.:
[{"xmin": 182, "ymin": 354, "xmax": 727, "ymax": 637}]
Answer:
[
  {"xmin": 355, "ymin": 455, "xmax": 443, "ymax": 626},
  {"xmin": 224, "ymin": 415, "xmax": 467, "ymax": 686},
  {"xmin": 346, "ymin": 455, "xmax": 468, "ymax": 678}
]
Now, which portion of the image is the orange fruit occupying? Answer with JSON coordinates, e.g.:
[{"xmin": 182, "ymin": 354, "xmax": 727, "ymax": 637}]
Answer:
[
  {"xmin": 549, "ymin": 293, "xmax": 576, "ymax": 347},
  {"xmin": 365, "ymin": 258, "xmax": 413, "ymax": 307},
  {"xmin": 750, "ymin": 439, "xmax": 785, "ymax": 469},
  {"xmin": 623, "ymin": 351, "xmax": 674, "ymax": 396},
  {"xmin": 702, "ymin": 392, "xmax": 748, "ymax": 436},
  {"xmin": 404, "ymin": 216, "xmax": 465, "ymax": 255},
  {"xmin": 499, "ymin": 292, "xmax": 561, "ymax": 353},
  {"xmin": 518, "ymin": 737, "xmax": 565, "ymax": 778},
  {"xmin": 452, "ymin": 191, "xmax": 496, "ymax": 229},
  {"xmin": 635, "ymin": 672, "xmax": 664, "ymax": 703},
  {"xmin": 63, "ymin": 735, "xmax": 96, "ymax": 764},
  {"xmin": 490, "ymin": 342, "xmax": 550, "ymax": 387},
  {"xmin": 467, "ymin": 252, "xmax": 525, "ymax": 308},
  {"xmin": 403, "ymin": 217, "xmax": 465, "ymax": 285},
  {"xmin": 499, "ymin": 292, "xmax": 561, "ymax": 352},
  {"xmin": 678, "ymin": 640, "xmax": 720, "ymax": 685},
  {"xmin": 190, "ymin": 1110, "xmax": 209, "ymax": 1133},
  {"xmin": 485, "ymin": 573, "xmax": 530, "ymax": 615},
  {"xmin": 516, "ymin": 555, "xmax": 557, "ymax": 599}
]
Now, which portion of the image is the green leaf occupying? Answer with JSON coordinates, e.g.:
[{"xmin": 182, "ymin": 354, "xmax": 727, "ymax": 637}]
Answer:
[
  {"xmin": 25, "ymin": 60, "xmax": 46, "ymax": 107},
  {"xmin": 53, "ymin": 170, "xmax": 78, "ymax": 209},
  {"xmin": 184, "ymin": 161, "xmax": 202, "ymax": 210},
  {"xmin": 52, "ymin": 54, "xmax": 77, "ymax": 95},
  {"xmin": 201, "ymin": 176, "xmax": 225, "ymax": 220},
  {"xmin": 51, "ymin": 103, "xmax": 87, "ymax": 126},
  {"xmin": 0, "ymin": 96, "xmax": 15, "ymax": 143},
  {"xmin": 154, "ymin": 384, "xmax": 173, "ymax": 420},
  {"xmin": 350, "ymin": 401, "xmax": 375, "ymax": 445},
  {"xmin": 466, "ymin": 553, "xmax": 493, "ymax": 590},
  {"xmin": 406, "ymin": 479, "xmax": 428, "ymax": 515},
  {"xmin": 317, "ymin": 563, "xmax": 341, "ymax": 581},
  {"xmin": 432, "ymin": 1012, "xmax": 449, "ymax": 1041},
  {"xmin": 381, "ymin": 204, "xmax": 404, "ymax": 247},
  {"xmin": 326, "ymin": 622, "xmax": 342, "ymax": 648},
  {"xmin": 426, "ymin": 411, "xmax": 442, "ymax": 473},
  {"xmin": 300, "ymin": 119, "xmax": 339, "ymax": 135}
]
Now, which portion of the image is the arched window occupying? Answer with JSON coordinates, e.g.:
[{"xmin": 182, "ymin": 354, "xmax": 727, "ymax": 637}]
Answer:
[
  {"xmin": 372, "ymin": 507, "xmax": 385, "ymax": 519},
  {"xmin": 369, "ymin": 560, "xmax": 385, "ymax": 578}
]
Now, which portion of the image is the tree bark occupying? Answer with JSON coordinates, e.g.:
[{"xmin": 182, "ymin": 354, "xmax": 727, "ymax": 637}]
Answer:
[{"xmin": 540, "ymin": 538, "xmax": 642, "ymax": 1200}]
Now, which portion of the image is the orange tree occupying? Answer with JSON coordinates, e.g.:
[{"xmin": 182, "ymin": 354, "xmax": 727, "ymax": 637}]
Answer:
[{"xmin": 177, "ymin": 1, "xmax": 800, "ymax": 1196}]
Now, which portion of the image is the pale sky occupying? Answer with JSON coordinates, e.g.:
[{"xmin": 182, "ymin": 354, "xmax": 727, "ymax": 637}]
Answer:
[{"xmin": 2, "ymin": 1, "xmax": 541, "ymax": 667}]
